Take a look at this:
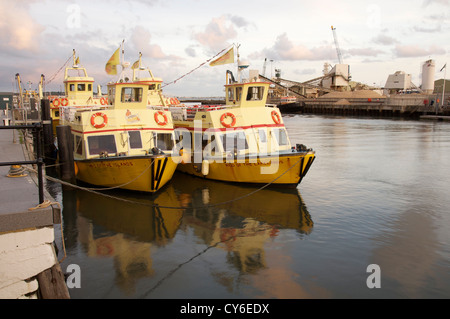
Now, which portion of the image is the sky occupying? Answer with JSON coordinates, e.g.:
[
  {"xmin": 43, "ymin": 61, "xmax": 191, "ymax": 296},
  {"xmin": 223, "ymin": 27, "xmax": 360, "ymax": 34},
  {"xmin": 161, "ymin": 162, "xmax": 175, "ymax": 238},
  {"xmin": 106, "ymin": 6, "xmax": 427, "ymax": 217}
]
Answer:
[{"xmin": 1, "ymin": 0, "xmax": 449, "ymax": 97}]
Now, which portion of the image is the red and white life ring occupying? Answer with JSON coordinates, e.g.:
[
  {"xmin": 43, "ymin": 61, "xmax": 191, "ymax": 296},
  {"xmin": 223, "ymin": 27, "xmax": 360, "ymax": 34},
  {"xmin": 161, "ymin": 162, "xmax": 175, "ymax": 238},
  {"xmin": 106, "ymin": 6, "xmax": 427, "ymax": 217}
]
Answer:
[
  {"xmin": 154, "ymin": 111, "xmax": 168, "ymax": 126},
  {"xmin": 90, "ymin": 112, "xmax": 108, "ymax": 129},
  {"xmin": 60, "ymin": 98, "xmax": 69, "ymax": 106},
  {"xmin": 100, "ymin": 97, "xmax": 107, "ymax": 105},
  {"xmin": 52, "ymin": 98, "xmax": 60, "ymax": 107},
  {"xmin": 220, "ymin": 112, "xmax": 236, "ymax": 128},
  {"xmin": 271, "ymin": 110, "xmax": 281, "ymax": 124}
]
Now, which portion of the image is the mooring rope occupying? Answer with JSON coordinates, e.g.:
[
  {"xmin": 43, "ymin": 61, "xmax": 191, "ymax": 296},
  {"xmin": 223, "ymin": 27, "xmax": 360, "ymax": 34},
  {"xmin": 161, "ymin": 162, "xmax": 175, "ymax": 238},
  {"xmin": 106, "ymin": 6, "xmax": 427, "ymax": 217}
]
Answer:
[{"xmin": 28, "ymin": 199, "xmax": 67, "ymax": 263}]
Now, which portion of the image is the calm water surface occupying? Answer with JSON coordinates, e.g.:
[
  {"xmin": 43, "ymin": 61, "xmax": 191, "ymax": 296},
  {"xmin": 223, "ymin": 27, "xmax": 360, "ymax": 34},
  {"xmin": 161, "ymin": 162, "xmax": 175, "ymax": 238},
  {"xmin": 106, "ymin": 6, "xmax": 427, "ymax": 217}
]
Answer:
[{"xmin": 48, "ymin": 115, "xmax": 450, "ymax": 299}]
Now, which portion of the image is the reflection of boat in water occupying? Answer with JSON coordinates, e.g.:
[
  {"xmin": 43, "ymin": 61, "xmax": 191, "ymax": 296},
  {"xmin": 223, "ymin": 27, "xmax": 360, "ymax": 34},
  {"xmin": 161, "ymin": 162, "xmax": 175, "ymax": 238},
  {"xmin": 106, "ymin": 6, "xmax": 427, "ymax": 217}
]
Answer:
[
  {"xmin": 61, "ymin": 184, "xmax": 183, "ymax": 295},
  {"xmin": 73, "ymin": 185, "xmax": 183, "ymax": 244},
  {"xmin": 172, "ymin": 172, "xmax": 313, "ymax": 277},
  {"xmin": 59, "ymin": 168, "xmax": 313, "ymax": 295},
  {"xmin": 172, "ymin": 172, "xmax": 313, "ymax": 235}
]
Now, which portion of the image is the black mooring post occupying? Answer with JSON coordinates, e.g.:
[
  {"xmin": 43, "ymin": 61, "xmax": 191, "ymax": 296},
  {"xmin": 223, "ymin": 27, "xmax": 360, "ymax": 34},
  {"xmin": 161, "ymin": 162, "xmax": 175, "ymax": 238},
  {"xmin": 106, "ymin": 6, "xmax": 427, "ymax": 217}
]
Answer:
[
  {"xmin": 41, "ymin": 98, "xmax": 55, "ymax": 165},
  {"xmin": 56, "ymin": 125, "xmax": 75, "ymax": 183},
  {"xmin": 34, "ymin": 123, "xmax": 44, "ymax": 204}
]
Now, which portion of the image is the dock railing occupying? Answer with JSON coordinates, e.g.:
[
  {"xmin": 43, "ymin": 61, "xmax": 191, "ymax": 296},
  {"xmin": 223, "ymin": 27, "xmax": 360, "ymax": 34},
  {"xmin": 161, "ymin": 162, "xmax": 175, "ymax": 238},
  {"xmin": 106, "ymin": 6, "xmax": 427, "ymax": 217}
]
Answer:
[{"xmin": 0, "ymin": 123, "xmax": 44, "ymax": 204}]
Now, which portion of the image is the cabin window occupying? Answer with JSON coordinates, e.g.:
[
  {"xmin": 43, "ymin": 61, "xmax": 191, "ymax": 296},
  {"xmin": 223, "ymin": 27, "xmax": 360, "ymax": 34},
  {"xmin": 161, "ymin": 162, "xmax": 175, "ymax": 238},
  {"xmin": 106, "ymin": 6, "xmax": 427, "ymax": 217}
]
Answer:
[
  {"xmin": 75, "ymin": 135, "xmax": 83, "ymax": 155},
  {"xmin": 228, "ymin": 87, "xmax": 234, "ymax": 101},
  {"xmin": 154, "ymin": 132, "xmax": 174, "ymax": 151},
  {"xmin": 128, "ymin": 131, "xmax": 142, "ymax": 149},
  {"xmin": 246, "ymin": 86, "xmax": 264, "ymax": 101},
  {"xmin": 236, "ymin": 87, "xmax": 242, "ymax": 101},
  {"xmin": 149, "ymin": 84, "xmax": 156, "ymax": 90},
  {"xmin": 220, "ymin": 131, "xmax": 248, "ymax": 153},
  {"xmin": 77, "ymin": 84, "xmax": 86, "ymax": 91},
  {"xmin": 87, "ymin": 135, "xmax": 117, "ymax": 155},
  {"xmin": 69, "ymin": 84, "xmax": 75, "ymax": 92},
  {"xmin": 121, "ymin": 87, "xmax": 143, "ymax": 103},
  {"xmin": 202, "ymin": 133, "xmax": 217, "ymax": 156},
  {"xmin": 174, "ymin": 129, "xmax": 191, "ymax": 151},
  {"xmin": 109, "ymin": 87, "xmax": 115, "ymax": 104},
  {"xmin": 257, "ymin": 128, "xmax": 267, "ymax": 143},
  {"xmin": 88, "ymin": 84, "xmax": 92, "ymax": 91},
  {"xmin": 272, "ymin": 128, "xmax": 289, "ymax": 146}
]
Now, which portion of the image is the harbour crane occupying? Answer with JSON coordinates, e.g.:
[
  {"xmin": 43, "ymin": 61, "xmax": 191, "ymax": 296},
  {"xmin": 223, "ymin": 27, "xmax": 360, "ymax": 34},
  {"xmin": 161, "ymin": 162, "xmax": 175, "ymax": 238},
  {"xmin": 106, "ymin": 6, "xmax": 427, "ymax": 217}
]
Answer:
[{"xmin": 331, "ymin": 25, "xmax": 343, "ymax": 64}]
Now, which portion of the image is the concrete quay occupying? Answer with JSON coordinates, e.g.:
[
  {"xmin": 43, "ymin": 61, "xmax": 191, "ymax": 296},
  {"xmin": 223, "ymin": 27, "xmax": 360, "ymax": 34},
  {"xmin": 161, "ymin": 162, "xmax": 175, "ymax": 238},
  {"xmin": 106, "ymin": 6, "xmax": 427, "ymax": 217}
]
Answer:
[{"xmin": 0, "ymin": 116, "xmax": 69, "ymax": 299}]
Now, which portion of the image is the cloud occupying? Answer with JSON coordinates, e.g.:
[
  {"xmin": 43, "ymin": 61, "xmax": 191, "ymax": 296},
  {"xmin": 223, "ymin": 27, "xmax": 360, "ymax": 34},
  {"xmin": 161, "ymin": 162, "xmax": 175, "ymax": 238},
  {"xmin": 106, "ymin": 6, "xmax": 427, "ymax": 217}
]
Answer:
[
  {"xmin": 0, "ymin": 1, "xmax": 44, "ymax": 53},
  {"xmin": 185, "ymin": 46, "xmax": 197, "ymax": 58},
  {"xmin": 422, "ymin": 0, "xmax": 450, "ymax": 6},
  {"xmin": 254, "ymin": 33, "xmax": 335, "ymax": 61},
  {"xmin": 194, "ymin": 15, "xmax": 241, "ymax": 51},
  {"xmin": 372, "ymin": 34, "xmax": 399, "ymax": 45},
  {"xmin": 394, "ymin": 44, "xmax": 446, "ymax": 57},
  {"xmin": 130, "ymin": 25, "xmax": 181, "ymax": 62},
  {"xmin": 413, "ymin": 24, "xmax": 442, "ymax": 33},
  {"xmin": 346, "ymin": 48, "xmax": 385, "ymax": 57},
  {"xmin": 228, "ymin": 15, "xmax": 252, "ymax": 28}
]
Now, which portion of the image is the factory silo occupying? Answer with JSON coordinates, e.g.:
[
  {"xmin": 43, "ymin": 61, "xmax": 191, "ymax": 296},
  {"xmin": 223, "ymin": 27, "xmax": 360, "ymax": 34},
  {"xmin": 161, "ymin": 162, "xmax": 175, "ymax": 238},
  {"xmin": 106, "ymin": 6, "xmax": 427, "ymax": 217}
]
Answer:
[{"xmin": 422, "ymin": 59, "xmax": 435, "ymax": 94}]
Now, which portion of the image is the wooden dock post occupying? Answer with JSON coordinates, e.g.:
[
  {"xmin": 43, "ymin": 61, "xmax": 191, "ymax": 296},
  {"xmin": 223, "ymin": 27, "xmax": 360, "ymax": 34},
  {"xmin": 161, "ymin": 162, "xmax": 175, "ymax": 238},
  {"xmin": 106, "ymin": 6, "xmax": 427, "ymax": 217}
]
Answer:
[{"xmin": 36, "ymin": 263, "xmax": 70, "ymax": 299}]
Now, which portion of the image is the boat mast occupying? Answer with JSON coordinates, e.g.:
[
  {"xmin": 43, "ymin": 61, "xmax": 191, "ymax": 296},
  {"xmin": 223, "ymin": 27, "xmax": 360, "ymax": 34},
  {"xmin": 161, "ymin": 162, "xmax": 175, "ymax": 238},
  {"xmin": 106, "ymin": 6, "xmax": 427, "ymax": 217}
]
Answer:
[{"xmin": 236, "ymin": 44, "xmax": 241, "ymax": 83}]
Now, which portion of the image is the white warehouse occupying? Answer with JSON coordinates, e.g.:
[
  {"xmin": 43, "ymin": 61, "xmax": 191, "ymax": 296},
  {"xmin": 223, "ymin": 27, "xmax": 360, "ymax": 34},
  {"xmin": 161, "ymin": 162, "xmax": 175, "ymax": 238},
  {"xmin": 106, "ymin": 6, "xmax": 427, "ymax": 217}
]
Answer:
[{"xmin": 383, "ymin": 71, "xmax": 412, "ymax": 95}]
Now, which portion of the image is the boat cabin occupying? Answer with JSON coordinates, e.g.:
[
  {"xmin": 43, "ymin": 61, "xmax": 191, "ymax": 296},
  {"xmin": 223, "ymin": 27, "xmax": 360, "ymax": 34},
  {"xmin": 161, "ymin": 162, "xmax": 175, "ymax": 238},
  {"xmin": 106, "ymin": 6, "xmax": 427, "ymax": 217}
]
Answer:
[
  {"xmin": 107, "ymin": 71, "xmax": 165, "ymax": 108},
  {"xmin": 171, "ymin": 75, "xmax": 292, "ymax": 162},
  {"xmin": 63, "ymin": 64, "xmax": 95, "ymax": 102},
  {"xmin": 225, "ymin": 79, "xmax": 270, "ymax": 108},
  {"xmin": 70, "ymin": 107, "xmax": 175, "ymax": 161}
]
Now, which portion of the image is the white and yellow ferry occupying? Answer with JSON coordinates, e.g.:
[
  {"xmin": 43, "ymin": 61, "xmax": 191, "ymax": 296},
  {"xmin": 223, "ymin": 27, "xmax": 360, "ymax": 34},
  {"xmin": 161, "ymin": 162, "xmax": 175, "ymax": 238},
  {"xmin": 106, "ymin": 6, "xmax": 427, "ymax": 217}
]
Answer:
[
  {"xmin": 48, "ymin": 50, "xmax": 106, "ymax": 134},
  {"xmin": 61, "ymin": 53, "xmax": 179, "ymax": 193},
  {"xmin": 169, "ymin": 46, "xmax": 315, "ymax": 187}
]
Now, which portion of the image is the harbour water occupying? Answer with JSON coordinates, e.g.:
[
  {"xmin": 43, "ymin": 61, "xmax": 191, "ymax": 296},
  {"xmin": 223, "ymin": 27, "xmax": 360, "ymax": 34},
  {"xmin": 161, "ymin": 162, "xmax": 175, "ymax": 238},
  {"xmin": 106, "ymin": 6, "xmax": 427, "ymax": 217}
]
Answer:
[{"xmin": 47, "ymin": 114, "xmax": 450, "ymax": 299}]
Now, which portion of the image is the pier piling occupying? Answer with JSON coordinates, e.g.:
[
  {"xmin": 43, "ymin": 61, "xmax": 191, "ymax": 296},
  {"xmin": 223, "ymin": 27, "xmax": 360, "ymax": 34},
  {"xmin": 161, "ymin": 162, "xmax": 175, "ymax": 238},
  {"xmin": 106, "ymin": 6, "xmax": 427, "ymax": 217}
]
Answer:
[
  {"xmin": 56, "ymin": 125, "xmax": 75, "ymax": 183},
  {"xmin": 41, "ymin": 99, "xmax": 56, "ymax": 165}
]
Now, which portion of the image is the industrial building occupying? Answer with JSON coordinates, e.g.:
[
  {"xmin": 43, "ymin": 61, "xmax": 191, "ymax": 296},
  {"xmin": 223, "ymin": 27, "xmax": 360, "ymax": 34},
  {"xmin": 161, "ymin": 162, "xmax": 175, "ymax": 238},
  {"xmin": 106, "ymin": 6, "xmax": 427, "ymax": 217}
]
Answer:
[
  {"xmin": 434, "ymin": 79, "xmax": 450, "ymax": 93},
  {"xmin": 0, "ymin": 92, "xmax": 14, "ymax": 110},
  {"xmin": 383, "ymin": 71, "xmax": 412, "ymax": 95}
]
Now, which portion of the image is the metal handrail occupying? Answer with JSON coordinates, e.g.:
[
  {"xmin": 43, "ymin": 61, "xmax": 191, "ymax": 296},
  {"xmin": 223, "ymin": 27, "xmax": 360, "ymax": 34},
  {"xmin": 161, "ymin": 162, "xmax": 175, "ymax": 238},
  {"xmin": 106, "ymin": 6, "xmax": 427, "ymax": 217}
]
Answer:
[{"xmin": 0, "ymin": 123, "xmax": 44, "ymax": 204}]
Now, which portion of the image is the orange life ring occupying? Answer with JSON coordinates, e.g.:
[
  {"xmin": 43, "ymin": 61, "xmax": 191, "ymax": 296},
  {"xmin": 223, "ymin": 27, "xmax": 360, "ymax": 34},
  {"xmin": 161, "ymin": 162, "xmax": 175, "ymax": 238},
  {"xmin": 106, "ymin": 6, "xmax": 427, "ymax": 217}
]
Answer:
[
  {"xmin": 90, "ymin": 112, "xmax": 108, "ymax": 129},
  {"xmin": 52, "ymin": 98, "xmax": 60, "ymax": 107},
  {"xmin": 220, "ymin": 112, "xmax": 236, "ymax": 128},
  {"xmin": 154, "ymin": 111, "xmax": 168, "ymax": 126},
  {"xmin": 100, "ymin": 97, "xmax": 107, "ymax": 105},
  {"xmin": 60, "ymin": 98, "xmax": 69, "ymax": 106},
  {"xmin": 271, "ymin": 110, "xmax": 281, "ymax": 124}
]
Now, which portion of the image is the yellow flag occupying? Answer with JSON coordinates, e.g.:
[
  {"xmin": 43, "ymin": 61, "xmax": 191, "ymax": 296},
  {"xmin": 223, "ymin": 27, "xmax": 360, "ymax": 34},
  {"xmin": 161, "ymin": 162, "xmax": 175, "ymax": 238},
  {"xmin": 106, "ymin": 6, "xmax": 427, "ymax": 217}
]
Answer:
[
  {"xmin": 105, "ymin": 47, "xmax": 120, "ymax": 75},
  {"xmin": 131, "ymin": 59, "xmax": 140, "ymax": 70},
  {"xmin": 209, "ymin": 47, "xmax": 234, "ymax": 67},
  {"xmin": 75, "ymin": 56, "xmax": 80, "ymax": 65}
]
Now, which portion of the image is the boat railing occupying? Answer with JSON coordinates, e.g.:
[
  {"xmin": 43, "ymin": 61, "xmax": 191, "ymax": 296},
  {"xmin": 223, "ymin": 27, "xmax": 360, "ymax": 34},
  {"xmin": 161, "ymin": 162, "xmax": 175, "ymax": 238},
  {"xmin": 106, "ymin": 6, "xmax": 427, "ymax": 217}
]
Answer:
[
  {"xmin": 169, "ymin": 104, "xmax": 232, "ymax": 121},
  {"xmin": 59, "ymin": 104, "xmax": 110, "ymax": 125}
]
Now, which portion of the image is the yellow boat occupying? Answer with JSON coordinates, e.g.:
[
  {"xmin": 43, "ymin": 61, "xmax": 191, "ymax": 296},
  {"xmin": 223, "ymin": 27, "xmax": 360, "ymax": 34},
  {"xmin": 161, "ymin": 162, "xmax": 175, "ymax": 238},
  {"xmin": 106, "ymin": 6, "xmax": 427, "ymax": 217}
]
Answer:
[
  {"xmin": 49, "ymin": 50, "xmax": 106, "ymax": 134},
  {"xmin": 63, "ymin": 57, "xmax": 179, "ymax": 193},
  {"xmin": 169, "ymin": 46, "xmax": 315, "ymax": 187}
]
